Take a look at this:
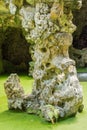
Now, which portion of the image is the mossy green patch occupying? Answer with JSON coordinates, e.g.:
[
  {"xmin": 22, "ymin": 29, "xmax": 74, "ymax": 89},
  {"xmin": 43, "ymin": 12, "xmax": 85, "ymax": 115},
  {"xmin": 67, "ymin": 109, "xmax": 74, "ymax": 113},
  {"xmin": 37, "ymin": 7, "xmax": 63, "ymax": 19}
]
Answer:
[{"xmin": 0, "ymin": 1, "xmax": 8, "ymax": 13}]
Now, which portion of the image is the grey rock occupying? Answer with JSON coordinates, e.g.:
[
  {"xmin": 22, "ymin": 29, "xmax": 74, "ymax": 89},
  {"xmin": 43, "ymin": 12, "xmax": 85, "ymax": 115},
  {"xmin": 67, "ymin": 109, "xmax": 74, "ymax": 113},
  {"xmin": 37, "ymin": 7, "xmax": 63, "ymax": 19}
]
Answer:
[
  {"xmin": 4, "ymin": 73, "xmax": 24, "ymax": 110},
  {"xmin": 4, "ymin": 0, "xmax": 83, "ymax": 123}
]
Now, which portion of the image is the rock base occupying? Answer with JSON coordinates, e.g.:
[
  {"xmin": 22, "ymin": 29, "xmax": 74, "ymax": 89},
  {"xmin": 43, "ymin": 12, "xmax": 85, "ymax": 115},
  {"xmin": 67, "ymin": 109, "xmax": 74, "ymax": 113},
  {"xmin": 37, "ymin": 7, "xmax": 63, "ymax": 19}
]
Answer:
[{"xmin": 4, "ymin": 73, "xmax": 84, "ymax": 123}]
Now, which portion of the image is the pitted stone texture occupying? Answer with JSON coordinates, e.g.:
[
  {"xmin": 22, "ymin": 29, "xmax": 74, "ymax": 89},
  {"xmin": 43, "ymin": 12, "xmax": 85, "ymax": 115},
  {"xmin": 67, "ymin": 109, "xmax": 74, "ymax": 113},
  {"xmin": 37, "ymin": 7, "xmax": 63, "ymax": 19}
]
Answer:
[
  {"xmin": 4, "ymin": 74, "xmax": 24, "ymax": 110},
  {"xmin": 25, "ymin": 0, "xmax": 82, "ymax": 9},
  {"xmin": 4, "ymin": 0, "xmax": 83, "ymax": 123}
]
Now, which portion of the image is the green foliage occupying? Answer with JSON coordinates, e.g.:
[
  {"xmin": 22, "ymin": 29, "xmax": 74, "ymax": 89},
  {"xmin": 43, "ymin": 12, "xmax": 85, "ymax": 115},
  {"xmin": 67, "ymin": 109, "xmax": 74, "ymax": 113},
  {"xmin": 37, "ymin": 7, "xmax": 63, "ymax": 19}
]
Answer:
[{"xmin": 42, "ymin": 105, "xmax": 59, "ymax": 124}]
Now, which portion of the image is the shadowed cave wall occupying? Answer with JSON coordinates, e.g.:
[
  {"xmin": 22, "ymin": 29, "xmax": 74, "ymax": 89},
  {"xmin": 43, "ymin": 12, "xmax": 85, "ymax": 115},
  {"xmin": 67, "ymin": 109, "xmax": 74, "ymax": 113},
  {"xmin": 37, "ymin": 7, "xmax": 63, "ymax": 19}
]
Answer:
[
  {"xmin": 73, "ymin": 0, "xmax": 87, "ymax": 49},
  {"xmin": 0, "ymin": 27, "xmax": 31, "ymax": 74}
]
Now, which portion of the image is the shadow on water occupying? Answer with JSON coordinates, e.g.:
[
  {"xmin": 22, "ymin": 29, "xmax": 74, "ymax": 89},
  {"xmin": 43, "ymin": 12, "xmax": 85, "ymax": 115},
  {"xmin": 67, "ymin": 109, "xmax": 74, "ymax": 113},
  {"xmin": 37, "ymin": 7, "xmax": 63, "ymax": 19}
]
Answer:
[{"xmin": 0, "ymin": 109, "xmax": 78, "ymax": 124}]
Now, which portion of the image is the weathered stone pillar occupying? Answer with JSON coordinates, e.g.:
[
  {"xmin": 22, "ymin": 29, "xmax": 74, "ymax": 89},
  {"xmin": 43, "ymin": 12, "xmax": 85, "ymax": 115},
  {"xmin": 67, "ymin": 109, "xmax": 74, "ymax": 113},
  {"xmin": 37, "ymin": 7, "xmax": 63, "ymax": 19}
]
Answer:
[{"xmin": 4, "ymin": 0, "xmax": 83, "ymax": 123}]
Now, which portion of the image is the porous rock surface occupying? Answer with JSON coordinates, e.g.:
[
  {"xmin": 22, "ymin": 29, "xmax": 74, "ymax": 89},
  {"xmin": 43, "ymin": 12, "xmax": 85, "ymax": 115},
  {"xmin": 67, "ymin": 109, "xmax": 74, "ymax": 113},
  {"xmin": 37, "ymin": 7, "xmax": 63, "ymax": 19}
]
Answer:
[
  {"xmin": 4, "ymin": 74, "xmax": 24, "ymax": 110},
  {"xmin": 4, "ymin": 0, "xmax": 83, "ymax": 123}
]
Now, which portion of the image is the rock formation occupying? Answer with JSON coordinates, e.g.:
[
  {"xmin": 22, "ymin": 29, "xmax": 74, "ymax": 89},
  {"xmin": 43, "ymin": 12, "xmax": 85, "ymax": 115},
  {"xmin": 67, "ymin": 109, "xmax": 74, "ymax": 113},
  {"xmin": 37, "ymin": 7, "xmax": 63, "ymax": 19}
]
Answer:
[
  {"xmin": 4, "ymin": 0, "xmax": 84, "ymax": 123},
  {"xmin": 4, "ymin": 73, "xmax": 24, "ymax": 110}
]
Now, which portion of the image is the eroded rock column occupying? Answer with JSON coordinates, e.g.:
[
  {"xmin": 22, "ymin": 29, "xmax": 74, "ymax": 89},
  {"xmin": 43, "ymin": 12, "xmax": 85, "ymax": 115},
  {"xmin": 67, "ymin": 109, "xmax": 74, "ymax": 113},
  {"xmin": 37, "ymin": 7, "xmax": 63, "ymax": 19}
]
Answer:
[{"xmin": 4, "ymin": 0, "xmax": 83, "ymax": 123}]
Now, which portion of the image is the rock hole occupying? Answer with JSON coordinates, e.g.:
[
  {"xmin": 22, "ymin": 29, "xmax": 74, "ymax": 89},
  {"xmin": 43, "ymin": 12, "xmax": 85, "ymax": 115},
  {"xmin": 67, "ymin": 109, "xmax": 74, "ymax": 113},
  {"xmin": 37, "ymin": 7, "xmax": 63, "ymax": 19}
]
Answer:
[
  {"xmin": 58, "ymin": 102, "xmax": 65, "ymax": 108},
  {"xmin": 65, "ymin": 23, "xmax": 67, "ymax": 26},
  {"xmin": 41, "ymin": 65, "xmax": 44, "ymax": 70},
  {"xmin": 78, "ymin": 55, "xmax": 81, "ymax": 59},
  {"xmin": 46, "ymin": 63, "xmax": 51, "ymax": 67},
  {"xmin": 41, "ymin": 48, "xmax": 47, "ymax": 53}
]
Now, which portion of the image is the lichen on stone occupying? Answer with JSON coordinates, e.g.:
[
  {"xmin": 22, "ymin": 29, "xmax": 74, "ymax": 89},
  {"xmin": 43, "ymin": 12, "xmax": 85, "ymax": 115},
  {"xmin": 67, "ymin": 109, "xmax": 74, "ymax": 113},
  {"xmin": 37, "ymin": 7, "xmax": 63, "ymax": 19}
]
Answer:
[
  {"xmin": 4, "ymin": 0, "xmax": 84, "ymax": 123},
  {"xmin": 4, "ymin": 74, "xmax": 25, "ymax": 109}
]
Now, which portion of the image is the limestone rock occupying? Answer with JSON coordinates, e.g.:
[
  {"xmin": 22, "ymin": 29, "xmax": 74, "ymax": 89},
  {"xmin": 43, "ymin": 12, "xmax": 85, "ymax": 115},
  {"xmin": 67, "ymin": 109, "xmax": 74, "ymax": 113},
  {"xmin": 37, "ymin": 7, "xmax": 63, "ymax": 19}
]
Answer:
[
  {"xmin": 4, "ymin": 73, "xmax": 24, "ymax": 110},
  {"xmin": 4, "ymin": 0, "xmax": 83, "ymax": 123}
]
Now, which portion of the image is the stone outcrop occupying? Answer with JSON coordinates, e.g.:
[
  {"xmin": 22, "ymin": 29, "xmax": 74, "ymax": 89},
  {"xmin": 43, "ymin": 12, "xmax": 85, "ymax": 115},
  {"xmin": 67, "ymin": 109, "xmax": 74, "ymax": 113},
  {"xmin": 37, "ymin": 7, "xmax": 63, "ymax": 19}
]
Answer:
[
  {"xmin": 4, "ymin": 0, "xmax": 83, "ymax": 123},
  {"xmin": 0, "ymin": 0, "xmax": 87, "ymax": 73},
  {"xmin": 4, "ymin": 74, "xmax": 24, "ymax": 109}
]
